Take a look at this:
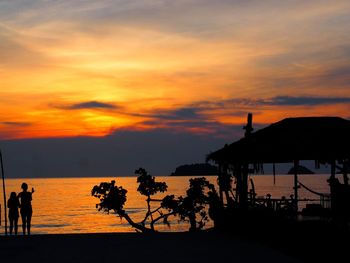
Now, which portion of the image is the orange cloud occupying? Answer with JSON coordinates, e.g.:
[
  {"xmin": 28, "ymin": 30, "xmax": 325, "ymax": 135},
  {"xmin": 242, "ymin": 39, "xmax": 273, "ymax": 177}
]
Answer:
[{"xmin": 1, "ymin": 1, "xmax": 350, "ymax": 139}]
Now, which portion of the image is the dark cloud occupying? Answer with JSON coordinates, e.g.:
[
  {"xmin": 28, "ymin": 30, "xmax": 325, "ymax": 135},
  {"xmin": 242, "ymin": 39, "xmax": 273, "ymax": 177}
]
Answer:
[
  {"xmin": 149, "ymin": 107, "xmax": 201, "ymax": 120},
  {"xmin": 193, "ymin": 96, "xmax": 350, "ymax": 109},
  {"xmin": 263, "ymin": 96, "xmax": 350, "ymax": 106},
  {"xmin": 0, "ymin": 121, "xmax": 32, "ymax": 127},
  {"xmin": 54, "ymin": 101, "xmax": 118, "ymax": 110},
  {"xmin": 140, "ymin": 118, "xmax": 264, "ymax": 139},
  {"xmin": 114, "ymin": 95, "xmax": 350, "ymax": 135},
  {"xmin": 112, "ymin": 106, "xmax": 203, "ymax": 121}
]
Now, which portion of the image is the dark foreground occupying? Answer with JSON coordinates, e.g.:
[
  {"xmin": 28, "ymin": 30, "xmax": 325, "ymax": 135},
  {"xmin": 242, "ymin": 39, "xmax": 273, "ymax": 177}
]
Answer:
[
  {"xmin": 230, "ymin": 218, "xmax": 350, "ymax": 263},
  {"xmin": 0, "ymin": 232, "xmax": 299, "ymax": 263}
]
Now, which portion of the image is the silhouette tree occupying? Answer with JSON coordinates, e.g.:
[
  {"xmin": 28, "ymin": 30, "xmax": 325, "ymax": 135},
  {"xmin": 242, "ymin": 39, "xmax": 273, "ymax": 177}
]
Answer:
[
  {"xmin": 92, "ymin": 168, "xmax": 174, "ymax": 232},
  {"xmin": 92, "ymin": 168, "xmax": 219, "ymax": 232},
  {"xmin": 167, "ymin": 177, "xmax": 219, "ymax": 231},
  {"xmin": 135, "ymin": 168, "xmax": 168, "ymax": 230}
]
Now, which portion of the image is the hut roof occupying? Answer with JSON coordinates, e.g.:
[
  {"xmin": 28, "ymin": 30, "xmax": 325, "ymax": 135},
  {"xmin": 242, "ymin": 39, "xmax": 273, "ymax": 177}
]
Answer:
[{"xmin": 207, "ymin": 117, "xmax": 350, "ymax": 164}]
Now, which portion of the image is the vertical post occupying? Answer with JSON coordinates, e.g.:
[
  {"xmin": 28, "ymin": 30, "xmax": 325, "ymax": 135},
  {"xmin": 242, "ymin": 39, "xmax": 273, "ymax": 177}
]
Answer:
[
  {"xmin": 0, "ymin": 150, "xmax": 7, "ymax": 235},
  {"xmin": 331, "ymin": 160, "xmax": 336, "ymax": 179},
  {"xmin": 240, "ymin": 113, "xmax": 253, "ymax": 209},
  {"xmin": 218, "ymin": 163, "xmax": 224, "ymax": 205},
  {"xmin": 273, "ymin": 163, "xmax": 276, "ymax": 185},
  {"xmin": 293, "ymin": 160, "xmax": 299, "ymax": 211},
  {"xmin": 330, "ymin": 160, "xmax": 336, "ymax": 212},
  {"xmin": 241, "ymin": 163, "xmax": 248, "ymax": 209},
  {"xmin": 343, "ymin": 159, "xmax": 348, "ymax": 185},
  {"xmin": 244, "ymin": 113, "xmax": 253, "ymax": 138}
]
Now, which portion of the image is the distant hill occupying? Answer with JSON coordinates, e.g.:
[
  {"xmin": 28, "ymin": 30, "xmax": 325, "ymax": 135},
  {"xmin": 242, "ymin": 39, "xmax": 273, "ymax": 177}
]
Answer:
[
  {"xmin": 171, "ymin": 163, "xmax": 218, "ymax": 176},
  {"xmin": 287, "ymin": 165, "xmax": 314, "ymax": 175}
]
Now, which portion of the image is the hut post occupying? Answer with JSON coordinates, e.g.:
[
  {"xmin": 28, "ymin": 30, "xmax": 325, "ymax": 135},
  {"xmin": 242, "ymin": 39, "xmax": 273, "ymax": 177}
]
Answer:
[
  {"xmin": 218, "ymin": 163, "xmax": 224, "ymax": 205},
  {"xmin": 293, "ymin": 160, "xmax": 299, "ymax": 210},
  {"xmin": 329, "ymin": 159, "xmax": 336, "ymax": 212},
  {"xmin": 240, "ymin": 113, "xmax": 253, "ymax": 209},
  {"xmin": 240, "ymin": 162, "xmax": 249, "ymax": 209},
  {"xmin": 331, "ymin": 160, "xmax": 336, "ymax": 179},
  {"xmin": 234, "ymin": 164, "xmax": 241, "ymax": 204},
  {"xmin": 343, "ymin": 159, "xmax": 348, "ymax": 185},
  {"xmin": 222, "ymin": 163, "xmax": 231, "ymax": 206}
]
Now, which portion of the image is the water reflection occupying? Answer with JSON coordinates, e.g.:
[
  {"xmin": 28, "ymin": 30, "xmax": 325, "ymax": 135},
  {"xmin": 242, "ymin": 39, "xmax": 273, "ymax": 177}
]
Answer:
[{"xmin": 0, "ymin": 175, "xmax": 331, "ymax": 235}]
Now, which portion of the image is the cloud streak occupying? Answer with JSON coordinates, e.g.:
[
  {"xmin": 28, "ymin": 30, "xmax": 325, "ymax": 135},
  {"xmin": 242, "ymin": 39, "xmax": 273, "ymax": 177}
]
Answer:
[
  {"xmin": 263, "ymin": 96, "xmax": 350, "ymax": 106},
  {"xmin": 0, "ymin": 121, "xmax": 32, "ymax": 127},
  {"xmin": 54, "ymin": 101, "xmax": 119, "ymax": 110}
]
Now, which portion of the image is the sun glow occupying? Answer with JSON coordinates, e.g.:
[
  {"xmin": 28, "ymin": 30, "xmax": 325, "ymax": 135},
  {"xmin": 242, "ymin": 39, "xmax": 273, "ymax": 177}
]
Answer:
[{"xmin": 1, "ymin": 1, "xmax": 350, "ymax": 140}]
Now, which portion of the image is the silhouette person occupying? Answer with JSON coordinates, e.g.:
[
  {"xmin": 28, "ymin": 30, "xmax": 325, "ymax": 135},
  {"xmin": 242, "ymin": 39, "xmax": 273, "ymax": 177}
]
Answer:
[
  {"xmin": 18, "ymin": 182, "xmax": 34, "ymax": 235},
  {"xmin": 266, "ymin": 193, "xmax": 273, "ymax": 210},
  {"xmin": 7, "ymin": 192, "xmax": 20, "ymax": 235}
]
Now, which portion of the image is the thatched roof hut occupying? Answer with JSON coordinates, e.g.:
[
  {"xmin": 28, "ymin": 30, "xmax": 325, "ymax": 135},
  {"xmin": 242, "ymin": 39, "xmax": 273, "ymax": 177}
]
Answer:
[
  {"xmin": 207, "ymin": 116, "xmax": 350, "ymax": 211},
  {"xmin": 208, "ymin": 117, "xmax": 350, "ymax": 165}
]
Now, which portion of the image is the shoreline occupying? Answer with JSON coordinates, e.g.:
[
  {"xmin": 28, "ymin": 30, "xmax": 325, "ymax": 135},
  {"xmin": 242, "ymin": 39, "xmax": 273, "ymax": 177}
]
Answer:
[{"xmin": 2, "ymin": 173, "xmax": 333, "ymax": 180}]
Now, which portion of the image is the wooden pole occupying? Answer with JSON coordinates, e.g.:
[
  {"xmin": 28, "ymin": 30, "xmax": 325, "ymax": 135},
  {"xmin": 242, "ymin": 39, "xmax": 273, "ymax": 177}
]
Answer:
[
  {"xmin": 240, "ymin": 113, "xmax": 253, "ymax": 209},
  {"xmin": 331, "ymin": 160, "xmax": 336, "ymax": 179},
  {"xmin": 218, "ymin": 163, "xmax": 224, "ymax": 205},
  {"xmin": 343, "ymin": 159, "xmax": 348, "ymax": 185},
  {"xmin": 0, "ymin": 150, "xmax": 7, "ymax": 235},
  {"xmin": 330, "ymin": 160, "xmax": 336, "ymax": 212},
  {"xmin": 273, "ymin": 163, "xmax": 276, "ymax": 185},
  {"xmin": 293, "ymin": 160, "xmax": 299, "ymax": 211}
]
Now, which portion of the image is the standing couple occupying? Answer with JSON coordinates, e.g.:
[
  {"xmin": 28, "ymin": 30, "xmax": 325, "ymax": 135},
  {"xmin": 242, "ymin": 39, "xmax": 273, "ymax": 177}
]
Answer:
[{"xmin": 7, "ymin": 182, "xmax": 34, "ymax": 235}]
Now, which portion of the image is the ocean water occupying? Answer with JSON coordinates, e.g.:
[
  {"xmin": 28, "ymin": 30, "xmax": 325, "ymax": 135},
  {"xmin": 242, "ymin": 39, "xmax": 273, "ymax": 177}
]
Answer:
[{"xmin": 0, "ymin": 174, "xmax": 334, "ymax": 235}]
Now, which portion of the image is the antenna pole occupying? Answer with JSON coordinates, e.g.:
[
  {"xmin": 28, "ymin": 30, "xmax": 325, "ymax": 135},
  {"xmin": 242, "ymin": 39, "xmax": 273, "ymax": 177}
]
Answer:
[{"xmin": 0, "ymin": 150, "xmax": 7, "ymax": 235}]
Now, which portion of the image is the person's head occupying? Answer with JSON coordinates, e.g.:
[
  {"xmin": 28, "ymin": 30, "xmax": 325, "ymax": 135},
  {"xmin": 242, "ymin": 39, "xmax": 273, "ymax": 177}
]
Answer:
[
  {"xmin": 10, "ymin": 192, "xmax": 17, "ymax": 199},
  {"xmin": 21, "ymin": 182, "xmax": 28, "ymax": 191}
]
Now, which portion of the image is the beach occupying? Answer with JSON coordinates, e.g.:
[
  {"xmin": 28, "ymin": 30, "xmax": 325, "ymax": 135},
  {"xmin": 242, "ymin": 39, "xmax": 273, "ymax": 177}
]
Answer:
[{"xmin": 0, "ymin": 231, "xmax": 300, "ymax": 263}]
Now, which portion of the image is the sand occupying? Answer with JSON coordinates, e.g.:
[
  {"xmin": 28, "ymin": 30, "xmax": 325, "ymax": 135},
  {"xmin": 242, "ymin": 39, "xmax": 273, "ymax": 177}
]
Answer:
[{"xmin": 0, "ymin": 231, "xmax": 300, "ymax": 263}]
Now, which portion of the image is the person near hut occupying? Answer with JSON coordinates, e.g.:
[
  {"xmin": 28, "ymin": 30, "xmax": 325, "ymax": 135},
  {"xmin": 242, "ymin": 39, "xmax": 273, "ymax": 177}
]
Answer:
[
  {"xmin": 18, "ymin": 182, "xmax": 34, "ymax": 235},
  {"xmin": 328, "ymin": 176, "xmax": 350, "ymax": 221},
  {"xmin": 7, "ymin": 192, "xmax": 20, "ymax": 235},
  {"xmin": 265, "ymin": 193, "xmax": 273, "ymax": 210}
]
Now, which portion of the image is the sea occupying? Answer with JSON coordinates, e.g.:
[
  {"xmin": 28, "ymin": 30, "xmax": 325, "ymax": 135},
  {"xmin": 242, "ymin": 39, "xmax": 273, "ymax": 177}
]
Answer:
[{"xmin": 0, "ymin": 174, "xmax": 335, "ymax": 235}]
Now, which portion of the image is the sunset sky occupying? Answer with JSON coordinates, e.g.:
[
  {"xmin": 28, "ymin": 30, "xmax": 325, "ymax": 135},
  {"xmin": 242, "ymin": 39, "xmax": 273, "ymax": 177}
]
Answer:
[{"xmin": 1, "ymin": 1, "xmax": 350, "ymax": 176}]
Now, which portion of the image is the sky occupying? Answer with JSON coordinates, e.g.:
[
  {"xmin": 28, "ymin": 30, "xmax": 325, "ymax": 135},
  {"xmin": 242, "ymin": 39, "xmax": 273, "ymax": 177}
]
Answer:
[{"xmin": 0, "ymin": 1, "xmax": 350, "ymax": 177}]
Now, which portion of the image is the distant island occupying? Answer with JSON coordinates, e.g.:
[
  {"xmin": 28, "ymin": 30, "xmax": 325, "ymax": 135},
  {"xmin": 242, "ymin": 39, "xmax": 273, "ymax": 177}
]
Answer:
[
  {"xmin": 171, "ymin": 163, "xmax": 218, "ymax": 176},
  {"xmin": 287, "ymin": 165, "xmax": 314, "ymax": 175}
]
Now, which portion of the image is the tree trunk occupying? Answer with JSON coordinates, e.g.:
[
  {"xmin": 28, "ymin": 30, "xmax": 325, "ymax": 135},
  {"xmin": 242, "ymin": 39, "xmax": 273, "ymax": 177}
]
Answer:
[
  {"xmin": 189, "ymin": 212, "xmax": 197, "ymax": 232},
  {"xmin": 119, "ymin": 211, "xmax": 154, "ymax": 233}
]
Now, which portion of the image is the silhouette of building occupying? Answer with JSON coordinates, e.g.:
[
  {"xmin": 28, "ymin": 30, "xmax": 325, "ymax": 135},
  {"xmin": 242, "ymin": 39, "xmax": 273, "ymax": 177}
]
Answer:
[{"xmin": 207, "ymin": 115, "xmax": 350, "ymax": 216}]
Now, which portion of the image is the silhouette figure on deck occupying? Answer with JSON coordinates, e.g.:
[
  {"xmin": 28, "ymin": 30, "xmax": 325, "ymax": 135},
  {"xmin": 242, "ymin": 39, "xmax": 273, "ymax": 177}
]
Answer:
[
  {"xmin": 7, "ymin": 192, "xmax": 20, "ymax": 235},
  {"xmin": 18, "ymin": 183, "xmax": 34, "ymax": 235}
]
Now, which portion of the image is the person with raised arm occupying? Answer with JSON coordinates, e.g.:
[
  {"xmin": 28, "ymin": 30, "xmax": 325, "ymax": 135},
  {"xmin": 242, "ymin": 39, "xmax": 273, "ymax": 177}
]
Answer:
[{"xmin": 18, "ymin": 182, "xmax": 34, "ymax": 235}]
